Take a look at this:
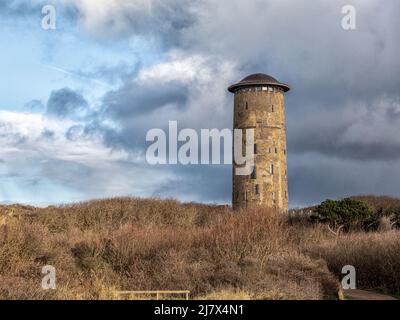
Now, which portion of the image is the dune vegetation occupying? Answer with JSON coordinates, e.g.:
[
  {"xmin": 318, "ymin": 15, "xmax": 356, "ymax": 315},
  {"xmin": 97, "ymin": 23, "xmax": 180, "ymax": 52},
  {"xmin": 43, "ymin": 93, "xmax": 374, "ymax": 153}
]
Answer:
[{"xmin": 0, "ymin": 196, "xmax": 399, "ymax": 300}]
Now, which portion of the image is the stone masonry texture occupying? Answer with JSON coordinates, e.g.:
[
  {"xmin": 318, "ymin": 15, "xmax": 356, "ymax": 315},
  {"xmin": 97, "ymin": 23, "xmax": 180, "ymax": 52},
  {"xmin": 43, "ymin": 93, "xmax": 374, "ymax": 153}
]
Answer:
[{"xmin": 229, "ymin": 74, "xmax": 289, "ymax": 211}]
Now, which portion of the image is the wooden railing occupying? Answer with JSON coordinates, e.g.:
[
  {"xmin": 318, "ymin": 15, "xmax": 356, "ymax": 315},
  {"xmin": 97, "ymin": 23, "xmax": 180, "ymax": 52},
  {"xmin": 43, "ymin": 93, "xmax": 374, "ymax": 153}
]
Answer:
[{"xmin": 114, "ymin": 290, "xmax": 190, "ymax": 300}]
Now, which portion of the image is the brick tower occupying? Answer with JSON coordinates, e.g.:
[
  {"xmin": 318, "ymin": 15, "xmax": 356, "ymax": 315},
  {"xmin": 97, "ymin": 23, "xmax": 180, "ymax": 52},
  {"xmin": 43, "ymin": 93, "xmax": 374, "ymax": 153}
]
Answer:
[{"xmin": 228, "ymin": 73, "xmax": 290, "ymax": 211}]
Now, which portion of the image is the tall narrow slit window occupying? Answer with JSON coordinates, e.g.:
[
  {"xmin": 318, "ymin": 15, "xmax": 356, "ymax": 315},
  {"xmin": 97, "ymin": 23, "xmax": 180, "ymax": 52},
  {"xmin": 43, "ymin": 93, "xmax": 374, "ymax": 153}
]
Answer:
[
  {"xmin": 255, "ymin": 184, "xmax": 260, "ymax": 195},
  {"xmin": 251, "ymin": 166, "xmax": 257, "ymax": 179},
  {"xmin": 270, "ymin": 163, "xmax": 274, "ymax": 175}
]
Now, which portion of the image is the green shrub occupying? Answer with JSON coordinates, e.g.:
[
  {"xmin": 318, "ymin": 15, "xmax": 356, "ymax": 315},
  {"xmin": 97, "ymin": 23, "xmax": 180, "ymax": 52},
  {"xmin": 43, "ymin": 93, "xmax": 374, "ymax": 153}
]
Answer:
[
  {"xmin": 311, "ymin": 198, "xmax": 373, "ymax": 231},
  {"xmin": 351, "ymin": 195, "xmax": 400, "ymax": 229}
]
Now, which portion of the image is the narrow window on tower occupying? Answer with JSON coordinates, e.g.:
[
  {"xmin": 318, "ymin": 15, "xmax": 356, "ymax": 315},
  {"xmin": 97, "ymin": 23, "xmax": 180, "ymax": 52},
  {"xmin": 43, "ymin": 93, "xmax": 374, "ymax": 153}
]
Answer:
[
  {"xmin": 254, "ymin": 143, "xmax": 258, "ymax": 154},
  {"xmin": 271, "ymin": 105, "xmax": 275, "ymax": 112},
  {"xmin": 245, "ymin": 102, "xmax": 248, "ymax": 110},
  {"xmin": 270, "ymin": 163, "xmax": 274, "ymax": 175},
  {"xmin": 251, "ymin": 166, "xmax": 257, "ymax": 179},
  {"xmin": 255, "ymin": 184, "xmax": 260, "ymax": 195},
  {"xmin": 275, "ymin": 147, "xmax": 278, "ymax": 154}
]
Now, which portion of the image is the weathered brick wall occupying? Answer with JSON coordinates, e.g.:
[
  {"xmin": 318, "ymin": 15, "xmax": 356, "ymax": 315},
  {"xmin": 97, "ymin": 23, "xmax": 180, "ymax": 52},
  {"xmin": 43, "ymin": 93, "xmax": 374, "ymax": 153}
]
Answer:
[{"xmin": 232, "ymin": 87, "xmax": 288, "ymax": 211}]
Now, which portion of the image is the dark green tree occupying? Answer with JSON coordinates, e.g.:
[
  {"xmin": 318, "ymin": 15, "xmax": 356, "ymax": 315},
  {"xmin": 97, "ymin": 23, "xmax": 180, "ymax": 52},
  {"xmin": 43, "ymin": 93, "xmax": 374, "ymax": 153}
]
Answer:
[{"xmin": 311, "ymin": 198, "xmax": 374, "ymax": 233}]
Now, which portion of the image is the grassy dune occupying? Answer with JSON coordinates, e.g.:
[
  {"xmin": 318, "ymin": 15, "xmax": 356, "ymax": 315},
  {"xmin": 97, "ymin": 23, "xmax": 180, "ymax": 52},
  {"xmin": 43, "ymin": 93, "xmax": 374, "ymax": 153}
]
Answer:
[{"xmin": 0, "ymin": 197, "xmax": 398, "ymax": 299}]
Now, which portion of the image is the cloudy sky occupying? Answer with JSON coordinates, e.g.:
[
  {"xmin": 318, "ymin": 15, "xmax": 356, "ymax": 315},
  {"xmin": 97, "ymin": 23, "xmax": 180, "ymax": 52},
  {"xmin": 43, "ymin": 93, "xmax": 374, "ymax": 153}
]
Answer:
[{"xmin": 0, "ymin": 0, "xmax": 399, "ymax": 207}]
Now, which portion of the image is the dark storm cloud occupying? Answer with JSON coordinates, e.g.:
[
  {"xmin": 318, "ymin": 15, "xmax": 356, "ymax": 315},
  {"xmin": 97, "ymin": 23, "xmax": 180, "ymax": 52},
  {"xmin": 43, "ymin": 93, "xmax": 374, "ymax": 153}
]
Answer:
[
  {"xmin": 77, "ymin": 77, "xmax": 192, "ymax": 152},
  {"xmin": 46, "ymin": 87, "xmax": 89, "ymax": 120},
  {"xmin": 66, "ymin": 0, "xmax": 197, "ymax": 48},
  {"xmin": 103, "ymin": 80, "xmax": 189, "ymax": 119},
  {"xmin": 288, "ymin": 95, "xmax": 400, "ymax": 161},
  {"xmin": 89, "ymin": 0, "xmax": 400, "ymax": 159},
  {"xmin": 6, "ymin": 0, "xmax": 398, "ymax": 207},
  {"xmin": 151, "ymin": 164, "xmax": 232, "ymax": 204},
  {"xmin": 288, "ymin": 153, "xmax": 400, "ymax": 207},
  {"xmin": 81, "ymin": 0, "xmax": 400, "ymax": 206}
]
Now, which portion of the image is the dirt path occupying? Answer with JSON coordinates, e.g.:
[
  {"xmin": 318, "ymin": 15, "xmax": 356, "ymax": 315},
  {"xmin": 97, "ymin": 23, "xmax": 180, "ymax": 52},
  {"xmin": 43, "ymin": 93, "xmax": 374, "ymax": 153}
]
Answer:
[{"xmin": 344, "ymin": 289, "xmax": 398, "ymax": 300}]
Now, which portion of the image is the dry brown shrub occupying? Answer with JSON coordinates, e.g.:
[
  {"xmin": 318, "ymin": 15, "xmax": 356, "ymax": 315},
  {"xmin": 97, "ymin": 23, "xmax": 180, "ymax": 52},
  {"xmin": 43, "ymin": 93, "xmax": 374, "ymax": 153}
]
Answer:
[
  {"xmin": 307, "ymin": 230, "xmax": 400, "ymax": 294},
  {"xmin": 5, "ymin": 197, "xmax": 398, "ymax": 299}
]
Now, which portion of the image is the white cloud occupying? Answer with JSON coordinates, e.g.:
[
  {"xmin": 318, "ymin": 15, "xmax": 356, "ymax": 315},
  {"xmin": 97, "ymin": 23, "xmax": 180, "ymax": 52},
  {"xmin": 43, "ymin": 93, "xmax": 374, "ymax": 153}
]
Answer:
[
  {"xmin": 0, "ymin": 110, "xmax": 179, "ymax": 204},
  {"xmin": 63, "ymin": 0, "xmax": 150, "ymax": 34},
  {"xmin": 136, "ymin": 51, "xmax": 238, "ymax": 126},
  {"xmin": 137, "ymin": 52, "xmax": 214, "ymax": 83},
  {"xmin": 0, "ymin": 110, "xmax": 126, "ymax": 163},
  {"xmin": 63, "ymin": 0, "xmax": 193, "ymax": 39}
]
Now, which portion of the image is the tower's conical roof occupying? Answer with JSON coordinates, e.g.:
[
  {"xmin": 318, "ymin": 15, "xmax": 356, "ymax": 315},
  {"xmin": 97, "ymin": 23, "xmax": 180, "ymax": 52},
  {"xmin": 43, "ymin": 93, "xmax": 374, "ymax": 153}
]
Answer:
[{"xmin": 228, "ymin": 73, "xmax": 290, "ymax": 93}]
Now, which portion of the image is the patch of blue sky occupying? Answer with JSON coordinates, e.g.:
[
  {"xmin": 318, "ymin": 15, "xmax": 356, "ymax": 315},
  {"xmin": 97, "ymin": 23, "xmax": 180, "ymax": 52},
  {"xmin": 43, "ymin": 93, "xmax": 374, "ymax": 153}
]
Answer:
[
  {"xmin": 0, "ymin": 173, "xmax": 84, "ymax": 206},
  {"xmin": 0, "ymin": 6, "xmax": 166, "ymax": 113}
]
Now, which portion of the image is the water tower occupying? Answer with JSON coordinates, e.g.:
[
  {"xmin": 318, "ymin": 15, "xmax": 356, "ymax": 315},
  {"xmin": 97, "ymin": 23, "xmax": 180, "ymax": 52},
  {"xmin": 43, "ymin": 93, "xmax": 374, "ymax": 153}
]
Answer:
[{"xmin": 228, "ymin": 73, "xmax": 290, "ymax": 211}]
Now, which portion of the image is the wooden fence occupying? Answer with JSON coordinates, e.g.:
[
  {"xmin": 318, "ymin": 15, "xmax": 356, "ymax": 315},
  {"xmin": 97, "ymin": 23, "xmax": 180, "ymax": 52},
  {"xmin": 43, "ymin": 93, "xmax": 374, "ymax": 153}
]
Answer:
[{"xmin": 114, "ymin": 290, "xmax": 190, "ymax": 300}]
